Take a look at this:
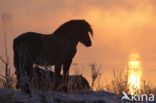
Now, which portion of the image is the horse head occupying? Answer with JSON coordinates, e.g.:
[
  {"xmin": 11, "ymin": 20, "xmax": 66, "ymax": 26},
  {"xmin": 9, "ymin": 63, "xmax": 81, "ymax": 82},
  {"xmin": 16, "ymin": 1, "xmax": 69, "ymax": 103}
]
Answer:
[
  {"xmin": 54, "ymin": 19, "xmax": 93, "ymax": 47},
  {"xmin": 78, "ymin": 20, "xmax": 93, "ymax": 47}
]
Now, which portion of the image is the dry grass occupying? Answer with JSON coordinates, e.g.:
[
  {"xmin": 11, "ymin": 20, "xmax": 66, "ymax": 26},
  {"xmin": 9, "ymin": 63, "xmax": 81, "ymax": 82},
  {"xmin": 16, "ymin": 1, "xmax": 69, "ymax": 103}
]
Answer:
[
  {"xmin": 0, "ymin": 74, "xmax": 16, "ymax": 89},
  {"xmin": 103, "ymin": 68, "xmax": 156, "ymax": 96},
  {"xmin": 90, "ymin": 63, "xmax": 102, "ymax": 90},
  {"xmin": 104, "ymin": 69, "xmax": 129, "ymax": 94},
  {"xmin": 141, "ymin": 80, "xmax": 156, "ymax": 96}
]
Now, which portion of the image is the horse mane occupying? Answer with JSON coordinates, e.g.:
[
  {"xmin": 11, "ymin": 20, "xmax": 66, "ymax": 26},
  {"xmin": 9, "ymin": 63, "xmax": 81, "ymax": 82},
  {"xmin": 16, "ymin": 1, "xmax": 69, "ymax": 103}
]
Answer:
[{"xmin": 53, "ymin": 19, "xmax": 93, "ymax": 36}]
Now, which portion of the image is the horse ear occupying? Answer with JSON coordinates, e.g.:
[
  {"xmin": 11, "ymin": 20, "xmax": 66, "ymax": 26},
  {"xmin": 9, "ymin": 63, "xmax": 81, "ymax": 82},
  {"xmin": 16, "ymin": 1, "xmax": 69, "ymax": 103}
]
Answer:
[
  {"xmin": 82, "ymin": 19, "xmax": 86, "ymax": 22},
  {"xmin": 82, "ymin": 20, "xmax": 93, "ymax": 37},
  {"xmin": 88, "ymin": 24, "xmax": 93, "ymax": 37}
]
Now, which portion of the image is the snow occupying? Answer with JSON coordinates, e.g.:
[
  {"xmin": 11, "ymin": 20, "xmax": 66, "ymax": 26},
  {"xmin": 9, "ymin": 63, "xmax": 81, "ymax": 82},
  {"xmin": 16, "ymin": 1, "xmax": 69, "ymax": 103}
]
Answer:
[
  {"xmin": 1, "ymin": 88, "xmax": 156, "ymax": 103},
  {"xmin": 0, "ymin": 88, "xmax": 122, "ymax": 103}
]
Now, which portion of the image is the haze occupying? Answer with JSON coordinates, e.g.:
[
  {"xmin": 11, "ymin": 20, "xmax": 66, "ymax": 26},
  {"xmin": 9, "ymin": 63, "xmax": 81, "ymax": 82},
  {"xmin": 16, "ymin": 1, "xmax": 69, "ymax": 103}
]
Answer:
[{"xmin": 0, "ymin": 0, "xmax": 156, "ymax": 86}]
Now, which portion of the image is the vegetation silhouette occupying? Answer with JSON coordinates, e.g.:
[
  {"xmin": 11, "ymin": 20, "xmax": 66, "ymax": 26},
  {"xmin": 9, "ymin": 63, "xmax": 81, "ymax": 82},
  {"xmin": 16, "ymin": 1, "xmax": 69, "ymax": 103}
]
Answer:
[{"xmin": 32, "ymin": 66, "xmax": 90, "ymax": 92}]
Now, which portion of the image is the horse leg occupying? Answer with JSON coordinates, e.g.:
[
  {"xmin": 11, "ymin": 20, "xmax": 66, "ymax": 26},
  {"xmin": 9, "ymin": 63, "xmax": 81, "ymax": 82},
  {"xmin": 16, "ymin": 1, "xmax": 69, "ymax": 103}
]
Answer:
[
  {"xmin": 63, "ymin": 59, "xmax": 72, "ymax": 92},
  {"xmin": 20, "ymin": 56, "xmax": 33, "ymax": 95},
  {"xmin": 14, "ymin": 59, "xmax": 20, "ymax": 89},
  {"xmin": 21, "ymin": 66, "xmax": 32, "ymax": 93},
  {"xmin": 15, "ymin": 67, "xmax": 20, "ymax": 89},
  {"xmin": 54, "ymin": 64, "xmax": 61, "ymax": 91}
]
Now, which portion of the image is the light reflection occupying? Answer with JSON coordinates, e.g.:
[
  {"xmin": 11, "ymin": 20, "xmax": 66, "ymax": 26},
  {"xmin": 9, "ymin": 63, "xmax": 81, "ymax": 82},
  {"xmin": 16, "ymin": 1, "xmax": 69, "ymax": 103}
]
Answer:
[{"xmin": 128, "ymin": 53, "xmax": 142, "ymax": 94}]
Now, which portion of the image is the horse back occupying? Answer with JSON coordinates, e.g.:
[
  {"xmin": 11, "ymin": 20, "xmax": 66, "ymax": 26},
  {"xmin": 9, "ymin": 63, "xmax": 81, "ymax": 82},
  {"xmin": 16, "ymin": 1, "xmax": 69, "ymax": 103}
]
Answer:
[
  {"xmin": 13, "ymin": 32, "xmax": 77, "ymax": 66},
  {"xmin": 13, "ymin": 32, "xmax": 42, "ymax": 61}
]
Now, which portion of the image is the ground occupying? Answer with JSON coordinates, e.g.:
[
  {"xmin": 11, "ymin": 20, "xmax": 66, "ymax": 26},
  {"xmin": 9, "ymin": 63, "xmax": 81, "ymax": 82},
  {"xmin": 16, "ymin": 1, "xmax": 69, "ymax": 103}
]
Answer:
[
  {"xmin": 0, "ymin": 88, "xmax": 122, "ymax": 103},
  {"xmin": 0, "ymin": 88, "xmax": 156, "ymax": 103}
]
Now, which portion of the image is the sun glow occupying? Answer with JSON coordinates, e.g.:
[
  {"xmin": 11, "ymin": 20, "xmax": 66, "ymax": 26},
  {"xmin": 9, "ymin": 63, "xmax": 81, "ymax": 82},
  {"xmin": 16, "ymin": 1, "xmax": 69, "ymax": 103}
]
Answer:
[{"xmin": 128, "ymin": 54, "xmax": 142, "ymax": 94}]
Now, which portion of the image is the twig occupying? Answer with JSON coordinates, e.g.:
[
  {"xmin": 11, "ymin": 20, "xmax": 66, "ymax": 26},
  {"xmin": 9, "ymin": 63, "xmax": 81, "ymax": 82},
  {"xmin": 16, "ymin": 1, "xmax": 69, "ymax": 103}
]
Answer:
[
  {"xmin": 0, "ymin": 56, "xmax": 7, "ymax": 64},
  {"xmin": 0, "ymin": 74, "xmax": 6, "ymax": 78},
  {"xmin": 0, "ymin": 73, "xmax": 16, "ymax": 82},
  {"xmin": 4, "ymin": 32, "xmax": 8, "ymax": 63}
]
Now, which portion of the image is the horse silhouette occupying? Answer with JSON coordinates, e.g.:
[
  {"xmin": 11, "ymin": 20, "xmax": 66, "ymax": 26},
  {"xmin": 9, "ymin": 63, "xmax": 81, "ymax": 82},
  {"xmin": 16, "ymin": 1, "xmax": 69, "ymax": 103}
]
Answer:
[{"xmin": 13, "ymin": 19, "xmax": 93, "ymax": 93}]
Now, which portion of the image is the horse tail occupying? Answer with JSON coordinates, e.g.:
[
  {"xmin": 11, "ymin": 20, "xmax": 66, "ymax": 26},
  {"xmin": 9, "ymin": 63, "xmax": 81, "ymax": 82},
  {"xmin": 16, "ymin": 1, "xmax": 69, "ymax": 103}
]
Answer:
[
  {"xmin": 13, "ymin": 37, "xmax": 26, "ymax": 71},
  {"xmin": 13, "ymin": 38, "xmax": 19, "ymax": 70},
  {"xmin": 13, "ymin": 37, "xmax": 27, "ymax": 78},
  {"xmin": 13, "ymin": 38, "xmax": 21, "ymax": 88}
]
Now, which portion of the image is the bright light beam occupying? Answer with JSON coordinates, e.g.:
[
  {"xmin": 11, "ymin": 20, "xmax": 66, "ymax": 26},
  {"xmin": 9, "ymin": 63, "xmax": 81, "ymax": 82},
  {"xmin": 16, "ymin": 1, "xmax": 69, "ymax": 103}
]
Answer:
[{"xmin": 128, "ymin": 54, "xmax": 142, "ymax": 95}]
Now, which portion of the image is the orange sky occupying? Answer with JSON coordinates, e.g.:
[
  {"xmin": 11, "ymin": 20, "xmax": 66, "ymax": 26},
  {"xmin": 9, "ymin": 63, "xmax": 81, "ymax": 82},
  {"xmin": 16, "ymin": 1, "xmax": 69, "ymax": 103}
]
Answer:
[{"xmin": 0, "ymin": 0, "xmax": 156, "ymax": 86}]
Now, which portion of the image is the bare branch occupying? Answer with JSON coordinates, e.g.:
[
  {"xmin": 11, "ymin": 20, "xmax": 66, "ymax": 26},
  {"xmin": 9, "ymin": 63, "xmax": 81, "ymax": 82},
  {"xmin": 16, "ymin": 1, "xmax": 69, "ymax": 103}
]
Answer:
[
  {"xmin": 4, "ymin": 32, "xmax": 9, "ymax": 63},
  {"xmin": 0, "ymin": 56, "xmax": 7, "ymax": 64},
  {"xmin": 0, "ymin": 74, "xmax": 5, "ymax": 78}
]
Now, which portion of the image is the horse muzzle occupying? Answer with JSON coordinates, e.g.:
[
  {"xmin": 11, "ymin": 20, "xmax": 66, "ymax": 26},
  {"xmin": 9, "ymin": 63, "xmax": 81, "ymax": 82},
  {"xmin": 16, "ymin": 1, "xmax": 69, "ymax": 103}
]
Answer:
[{"xmin": 85, "ymin": 42, "xmax": 92, "ymax": 47}]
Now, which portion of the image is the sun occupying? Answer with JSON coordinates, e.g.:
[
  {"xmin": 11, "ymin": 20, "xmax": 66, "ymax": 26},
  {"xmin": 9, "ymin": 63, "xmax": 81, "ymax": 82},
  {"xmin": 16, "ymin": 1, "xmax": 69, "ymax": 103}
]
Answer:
[{"xmin": 128, "ymin": 54, "xmax": 142, "ymax": 94}]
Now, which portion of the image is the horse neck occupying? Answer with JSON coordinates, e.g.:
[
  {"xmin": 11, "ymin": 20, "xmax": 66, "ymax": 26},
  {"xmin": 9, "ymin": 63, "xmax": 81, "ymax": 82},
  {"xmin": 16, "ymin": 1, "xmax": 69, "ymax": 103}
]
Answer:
[{"xmin": 53, "ymin": 32, "xmax": 79, "ymax": 47}]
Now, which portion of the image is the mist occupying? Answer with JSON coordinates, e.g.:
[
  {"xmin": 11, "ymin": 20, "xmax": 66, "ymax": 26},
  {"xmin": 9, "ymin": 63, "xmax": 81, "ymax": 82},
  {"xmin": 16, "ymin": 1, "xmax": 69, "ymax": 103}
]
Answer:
[{"xmin": 0, "ymin": 0, "xmax": 156, "ymax": 85}]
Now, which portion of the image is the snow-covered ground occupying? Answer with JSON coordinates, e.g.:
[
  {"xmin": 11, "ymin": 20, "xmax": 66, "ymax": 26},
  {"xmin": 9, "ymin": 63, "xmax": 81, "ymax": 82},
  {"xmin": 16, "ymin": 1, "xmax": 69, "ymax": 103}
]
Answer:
[
  {"xmin": 0, "ymin": 88, "xmax": 121, "ymax": 103},
  {"xmin": 0, "ymin": 88, "xmax": 156, "ymax": 103}
]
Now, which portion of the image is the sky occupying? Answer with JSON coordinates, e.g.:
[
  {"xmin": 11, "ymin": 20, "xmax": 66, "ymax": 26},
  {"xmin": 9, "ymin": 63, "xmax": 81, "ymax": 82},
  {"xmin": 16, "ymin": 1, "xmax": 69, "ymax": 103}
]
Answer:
[{"xmin": 0, "ymin": 0, "xmax": 156, "ymax": 87}]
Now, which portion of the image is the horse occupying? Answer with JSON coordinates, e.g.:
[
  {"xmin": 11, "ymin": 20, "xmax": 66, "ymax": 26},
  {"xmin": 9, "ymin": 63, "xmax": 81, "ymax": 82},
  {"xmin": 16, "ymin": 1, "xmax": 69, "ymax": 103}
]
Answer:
[
  {"xmin": 13, "ymin": 19, "xmax": 93, "ymax": 93},
  {"xmin": 32, "ymin": 66, "xmax": 90, "ymax": 92}
]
